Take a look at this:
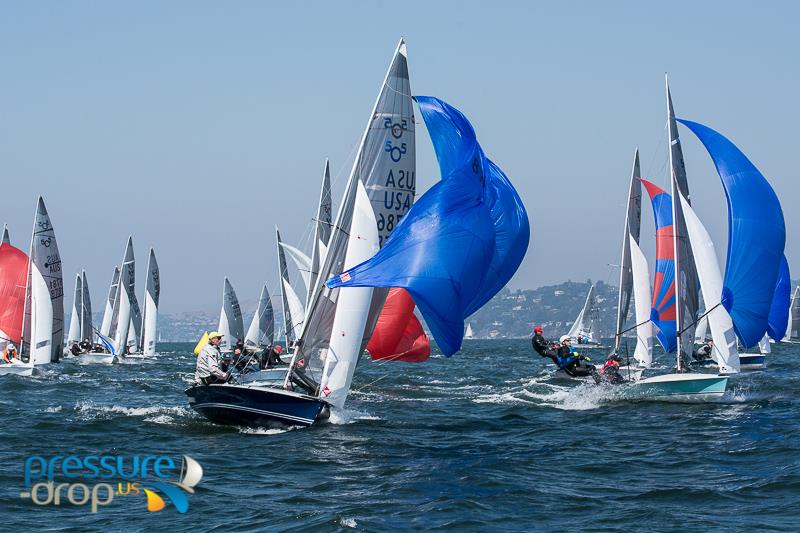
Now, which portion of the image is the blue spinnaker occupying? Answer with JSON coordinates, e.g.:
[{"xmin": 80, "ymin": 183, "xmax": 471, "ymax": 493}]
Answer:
[
  {"xmin": 767, "ymin": 255, "xmax": 791, "ymax": 341},
  {"xmin": 678, "ymin": 119, "xmax": 786, "ymax": 348},
  {"xmin": 327, "ymin": 96, "xmax": 530, "ymax": 356}
]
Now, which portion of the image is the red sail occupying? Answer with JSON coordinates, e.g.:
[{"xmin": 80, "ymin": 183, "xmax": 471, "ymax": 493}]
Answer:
[
  {"xmin": 367, "ymin": 288, "xmax": 430, "ymax": 362},
  {"xmin": 0, "ymin": 243, "xmax": 29, "ymax": 343}
]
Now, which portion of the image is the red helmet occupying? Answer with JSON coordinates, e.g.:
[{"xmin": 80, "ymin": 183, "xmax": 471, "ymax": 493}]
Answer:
[
  {"xmin": 274, "ymin": 345, "xmax": 283, "ymax": 354},
  {"xmin": 533, "ymin": 326, "xmax": 543, "ymax": 334}
]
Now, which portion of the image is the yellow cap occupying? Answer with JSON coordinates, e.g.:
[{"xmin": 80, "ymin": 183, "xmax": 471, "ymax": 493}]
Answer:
[{"xmin": 208, "ymin": 331, "xmax": 224, "ymax": 339}]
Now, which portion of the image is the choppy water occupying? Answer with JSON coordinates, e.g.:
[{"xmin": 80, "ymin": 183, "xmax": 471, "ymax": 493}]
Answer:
[{"xmin": 1, "ymin": 340, "xmax": 798, "ymax": 531}]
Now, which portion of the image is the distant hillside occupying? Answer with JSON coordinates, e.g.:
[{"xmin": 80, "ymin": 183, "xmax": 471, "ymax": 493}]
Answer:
[
  {"xmin": 464, "ymin": 280, "xmax": 618, "ymax": 339},
  {"xmin": 117, "ymin": 280, "xmax": 619, "ymax": 342}
]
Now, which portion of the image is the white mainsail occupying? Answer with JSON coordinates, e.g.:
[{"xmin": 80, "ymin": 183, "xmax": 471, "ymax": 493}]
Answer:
[
  {"xmin": 110, "ymin": 237, "xmax": 135, "ymax": 356},
  {"xmin": 67, "ymin": 273, "xmax": 81, "ymax": 344},
  {"xmin": 99, "ymin": 266, "xmax": 120, "ymax": 338},
  {"xmin": 217, "ymin": 277, "xmax": 244, "ymax": 353},
  {"xmin": 276, "ymin": 228, "xmax": 305, "ymax": 344},
  {"xmin": 279, "ymin": 242, "xmax": 312, "ymax": 298},
  {"xmin": 318, "ymin": 180, "xmax": 378, "ymax": 408},
  {"xmin": 567, "ymin": 284, "xmax": 599, "ymax": 341},
  {"xmin": 244, "ymin": 284, "xmax": 274, "ymax": 348},
  {"xmin": 677, "ymin": 191, "xmax": 739, "ymax": 373},
  {"xmin": 465, "ymin": 323, "xmax": 475, "ymax": 339},
  {"xmin": 21, "ymin": 197, "xmax": 64, "ymax": 365},
  {"xmin": 695, "ymin": 315, "xmax": 709, "ymax": 344},
  {"xmin": 141, "ymin": 248, "xmax": 160, "ymax": 356},
  {"xmin": 629, "ymin": 235, "xmax": 654, "ymax": 366},
  {"xmin": 785, "ymin": 286, "xmax": 799, "ymax": 341}
]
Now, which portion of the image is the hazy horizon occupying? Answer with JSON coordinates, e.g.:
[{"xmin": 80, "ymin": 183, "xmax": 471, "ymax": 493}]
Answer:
[{"xmin": 2, "ymin": 1, "xmax": 797, "ymax": 313}]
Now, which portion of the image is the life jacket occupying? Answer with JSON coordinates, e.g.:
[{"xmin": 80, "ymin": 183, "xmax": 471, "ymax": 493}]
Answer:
[
  {"xmin": 3, "ymin": 348, "xmax": 17, "ymax": 362},
  {"xmin": 601, "ymin": 360, "xmax": 620, "ymax": 374}
]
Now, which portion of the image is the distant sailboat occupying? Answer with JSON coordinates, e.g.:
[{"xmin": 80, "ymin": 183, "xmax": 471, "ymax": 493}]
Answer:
[
  {"xmin": 464, "ymin": 322, "xmax": 475, "ymax": 340},
  {"xmin": 244, "ymin": 284, "xmax": 274, "ymax": 349},
  {"xmin": 567, "ymin": 284, "xmax": 602, "ymax": 345},
  {"xmin": 217, "ymin": 277, "xmax": 244, "ymax": 353},
  {"xmin": 784, "ymin": 285, "xmax": 800, "ymax": 342},
  {"xmin": 276, "ymin": 228, "xmax": 305, "ymax": 347},
  {"xmin": 1, "ymin": 224, "xmax": 9, "ymax": 245},
  {"xmin": 140, "ymin": 248, "xmax": 160, "ymax": 356}
]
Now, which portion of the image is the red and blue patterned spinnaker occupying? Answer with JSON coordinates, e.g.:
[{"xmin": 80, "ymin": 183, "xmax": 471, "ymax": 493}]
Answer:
[{"xmin": 641, "ymin": 179, "xmax": 677, "ymax": 353}]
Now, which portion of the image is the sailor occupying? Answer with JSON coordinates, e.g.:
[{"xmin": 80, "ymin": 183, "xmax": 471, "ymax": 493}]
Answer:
[
  {"xmin": 531, "ymin": 326, "xmax": 558, "ymax": 364},
  {"xmin": 693, "ymin": 340, "xmax": 713, "ymax": 361},
  {"xmin": 79, "ymin": 338, "xmax": 92, "ymax": 353},
  {"xmin": 599, "ymin": 354, "xmax": 626, "ymax": 384},
  {"xmin": 195, "ymin": 331, "xmax": 228, "ymax": 385},
  {"xmin": 556, "ymin": 336, "xmax": 596, "ymax": 378},
  {"xmin": 261, "ymin": 345, "xmax": 285, "ymax": 369},
  {"xmin": 3, "ymin": 343, "xmax": 18, "ymax": 363},
  {"xmin": 69, "ymin": 341, "xmax": 82, "ymax": 356}
]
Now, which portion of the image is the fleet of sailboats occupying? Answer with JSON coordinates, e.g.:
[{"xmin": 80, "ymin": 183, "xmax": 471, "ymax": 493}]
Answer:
[{"xmin": 1, "ymin": 41, "xmax": 796, "ymax": 429}]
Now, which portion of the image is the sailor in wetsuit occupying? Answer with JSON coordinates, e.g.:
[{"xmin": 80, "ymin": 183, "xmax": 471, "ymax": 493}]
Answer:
[
  {"xmin": 531, "ymin": 326, "xmax": 559, "ymax": 364},
  {"xmin": 598, "ymin": 354, "xmax": 626, "ymax": 384},
  {"xmin": 555, "ymin": 336, "xmax": 597, "ymax": 378}
]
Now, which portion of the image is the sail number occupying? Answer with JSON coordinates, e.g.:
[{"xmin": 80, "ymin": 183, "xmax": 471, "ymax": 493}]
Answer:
[
  {"xmin": 377, "ymin": 213, "xmax": 403, "ymax": 234},
  {"xmin": 383, "ymin": 118, "xmax": 408, "ymax": 139},
  {"xmin": 384, "ymin": 141, "xmax": 408, "ymax": 162}
]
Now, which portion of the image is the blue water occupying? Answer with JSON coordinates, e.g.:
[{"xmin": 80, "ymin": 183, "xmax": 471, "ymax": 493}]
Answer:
[{"xmin": 1, "ymin": 340, "xmax": 799, "ymax": 531}]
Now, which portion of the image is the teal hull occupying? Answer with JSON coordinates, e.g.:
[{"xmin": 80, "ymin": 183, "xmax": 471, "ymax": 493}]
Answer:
[{"xmin": 626, "ymin": 374, "xmax": 728, "ymax": 402}]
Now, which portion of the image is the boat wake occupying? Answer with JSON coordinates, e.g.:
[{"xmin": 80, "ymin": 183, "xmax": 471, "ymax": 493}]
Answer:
[{"xmin": 328, "ymin": 407, "xmax": 381, "ymax": 425}]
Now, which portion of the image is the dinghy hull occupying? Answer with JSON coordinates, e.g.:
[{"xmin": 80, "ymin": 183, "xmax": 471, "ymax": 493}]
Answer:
[
  {"xmin": 626, "ymin": 373, "xmax": 727, "ymax": 402},
  {"xmin": 186, "ymin": 384, "xmax": 328, "ymax": 428},
  {"xmin": 78, "ymin": 352, "xmax": 116, "ymax": 364},
  {"xmin": 0, "ymin": 364, "xmax": 33, "ymax": 376},
  {"xmin": 738, "ymin": 353, "xmax": 767, "ymax": 370}
]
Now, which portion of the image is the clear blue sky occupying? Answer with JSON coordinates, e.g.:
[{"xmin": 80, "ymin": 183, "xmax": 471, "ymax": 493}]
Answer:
[{"xmin": 1, "ymin": 1, "xmax": 797, "ymax": 313}]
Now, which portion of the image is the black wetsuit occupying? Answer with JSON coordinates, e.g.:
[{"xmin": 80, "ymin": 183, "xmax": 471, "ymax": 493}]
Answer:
[
  {"xmin": 532, "ymin": 334, "xmax": 558, "ymax": 363},
  {"xmin": 557, "ymin": 345, "xmax": 597, "ymax": 378}
]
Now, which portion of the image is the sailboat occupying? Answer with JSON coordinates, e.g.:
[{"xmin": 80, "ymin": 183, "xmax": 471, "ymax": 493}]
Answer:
[
  {"xmin": 566, "ymin": 284, "xmax": 603, "ymax": 346},
  {"xmin": 82, "ymin": 238, "xmax": 136, "ymax": 364},
  {"xmin": 464, "ymin": 323, "xmax": 475, "ymax": 340},
  {"xmin": 187, "ymin": 39, "xmax": 416, "ymax": 426},
  {"xmin": 217, "ymin": 277, "xmax": 244, "ymax": 353},
  {"xmin": 244, "ymin": 284, "xmax": 274, "ymax": 350},
  {"xmin": 66, "ymin": 271, "xmax": 94, "ymax": 355},
  {"xmin": 1, "ymin": 224, "xmax": 9, "ymax": 244},
  {"xmin": 784, "ymin": 285, "xmax": 800, "ymax": 342},
  {"xmin": 0, "ymin": 198, "xmax": 64, "ymax": 375},
  {"xmin": 630, "ymin": 82, "xmax": 785, "ymax": 399}
]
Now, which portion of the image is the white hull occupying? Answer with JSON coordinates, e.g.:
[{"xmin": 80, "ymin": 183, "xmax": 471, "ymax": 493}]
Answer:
[
  {"xmin": 78, "ymin": 352, "xmax": 116, "ymax": 364},
  {"xmin": 0, "ymin": 363, "xmax": 34, "ymax": 376}
]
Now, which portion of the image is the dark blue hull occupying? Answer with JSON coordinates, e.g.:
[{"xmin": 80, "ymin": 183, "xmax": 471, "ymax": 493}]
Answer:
[{"xmin": 185, "ymin": 384, "xmax": 328, "ymax": 427}]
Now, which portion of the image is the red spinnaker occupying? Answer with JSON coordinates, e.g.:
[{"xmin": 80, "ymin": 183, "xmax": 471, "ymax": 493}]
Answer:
[
  {"xmin": 0, "ymin": 243, "xmax": 29, "ymax": 343},
  {"xmin": 367, "ymin": 288, "xmax": 430, "ymax": 362}
]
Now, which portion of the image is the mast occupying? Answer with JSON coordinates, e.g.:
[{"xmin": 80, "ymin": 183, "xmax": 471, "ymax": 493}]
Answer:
[
  {"xmin": 666, "ymin": 75, "xmax": 700, "ymax": 368},
  {"xmin": 614, "ymin": 149, "xmax": 642, "ymax": 351}
]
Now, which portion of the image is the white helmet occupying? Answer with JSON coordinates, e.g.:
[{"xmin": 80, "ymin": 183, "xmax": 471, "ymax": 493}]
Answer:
[
  {"xmin": 7, "ymin": 343, "xmax": 16, "ymax": 350},
  {"xmin": 559, "ymin": 335, "xmax": 571, "ymax": 344}
]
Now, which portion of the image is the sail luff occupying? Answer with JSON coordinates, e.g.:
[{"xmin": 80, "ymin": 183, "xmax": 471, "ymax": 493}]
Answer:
[{"xmin": 614, "ymin": 149, "xmax": 642, "ymax": 350}]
